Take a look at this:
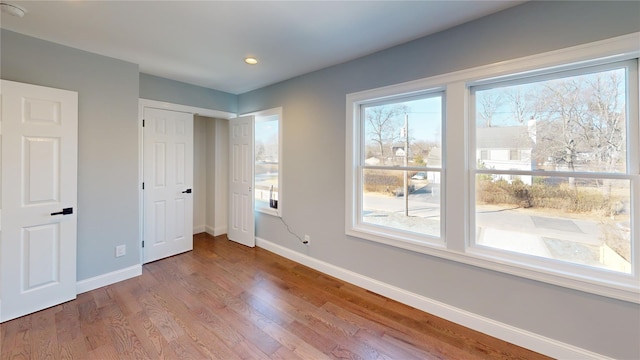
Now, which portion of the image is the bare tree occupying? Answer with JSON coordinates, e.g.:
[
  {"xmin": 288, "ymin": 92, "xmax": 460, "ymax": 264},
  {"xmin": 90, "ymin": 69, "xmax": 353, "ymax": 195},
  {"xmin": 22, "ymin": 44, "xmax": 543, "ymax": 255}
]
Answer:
[
  {"xmin": 255, "ymin": 133, "xmax": 278, "ymax": 162},
  {"xmin": 255, "ymin": 142, "xmax": 266, "ymax": 161},
  {"xmin": 584, "ymin": 71, "xmax": 625, "ymax": 173},
  {"xmin": 475, "ymin": 67, "xmax": 626, "ymax": 183},
  {"xmin": 504, "ymin": 87, "xmax": 534, "ymax": 124},
  {"xmin": 534, "ymin": 71, "xmax": 626, "ymax": 174},
  {"xmin": 365, "ymin": 105, "xmax": 407, "ymax": 163},
  {"xmin": 536, "ymin": 80, "xmax": 584, "ymax": 171},
  {"xmin": 477, "ymin": 90, "xmax": 504, "ymax": 127}
]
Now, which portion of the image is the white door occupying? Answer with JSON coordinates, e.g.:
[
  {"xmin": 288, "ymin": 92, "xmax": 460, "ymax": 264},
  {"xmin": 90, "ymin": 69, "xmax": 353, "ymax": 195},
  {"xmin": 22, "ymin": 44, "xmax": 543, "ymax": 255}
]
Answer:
[
  {"xmin": 228, "ymin": 115, "xmax": 255, "ymax": 247},
  {"xmin": 143, "ymin": 107, "xmax": 194, "ymax": 263},
  {"xmin": 0, "ymin": 80, "xmax": 78, "ymax": 322}
]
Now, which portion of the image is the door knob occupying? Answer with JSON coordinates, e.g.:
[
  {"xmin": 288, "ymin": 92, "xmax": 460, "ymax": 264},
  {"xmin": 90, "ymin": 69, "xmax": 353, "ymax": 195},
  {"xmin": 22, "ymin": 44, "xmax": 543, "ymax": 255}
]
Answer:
[
  {"xmin": 182, "ymin": 189, "xmax": 192, "ymax": 194},
  {"xmin": 51, "ymin": 207, "xmax": 73, "ymax": 216}
]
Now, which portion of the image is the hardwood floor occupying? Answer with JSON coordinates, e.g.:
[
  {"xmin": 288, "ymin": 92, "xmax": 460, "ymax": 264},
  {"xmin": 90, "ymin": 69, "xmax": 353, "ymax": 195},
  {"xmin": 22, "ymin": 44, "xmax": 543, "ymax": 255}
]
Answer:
[{"xmin": 1, "ymin": 233, "xmax": 551, "ymax": 359}]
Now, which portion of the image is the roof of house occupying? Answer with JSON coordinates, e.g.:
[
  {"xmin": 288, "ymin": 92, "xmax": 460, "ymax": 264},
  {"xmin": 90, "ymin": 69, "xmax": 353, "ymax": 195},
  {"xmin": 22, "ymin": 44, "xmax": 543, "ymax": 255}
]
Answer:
[{"xmin": 476, "ymin": 126, "xmax": 533, "ymax": 149}]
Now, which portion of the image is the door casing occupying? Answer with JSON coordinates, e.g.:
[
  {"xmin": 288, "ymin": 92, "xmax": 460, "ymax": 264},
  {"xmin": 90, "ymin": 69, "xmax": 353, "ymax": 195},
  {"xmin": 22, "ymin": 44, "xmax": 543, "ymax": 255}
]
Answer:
[{"xmin": 138, "ymin": 99, "xmax": 234, "ymax": 264}]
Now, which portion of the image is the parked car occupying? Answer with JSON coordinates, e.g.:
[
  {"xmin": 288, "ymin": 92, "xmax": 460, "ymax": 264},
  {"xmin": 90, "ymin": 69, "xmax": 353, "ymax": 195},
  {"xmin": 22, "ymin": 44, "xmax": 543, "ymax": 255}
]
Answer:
[
  {"xmin": 393, "ymin": 184, "xmax": 416, "ymax": 197},
  {"xmin": 411, "ymin": 172, "xmax": 427, "ymax": 180}
]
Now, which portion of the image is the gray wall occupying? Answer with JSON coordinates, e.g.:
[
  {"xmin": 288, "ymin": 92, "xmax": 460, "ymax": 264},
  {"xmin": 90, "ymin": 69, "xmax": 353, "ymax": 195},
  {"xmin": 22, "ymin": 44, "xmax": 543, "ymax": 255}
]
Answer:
[
  {"xmin": 140, "ymin": 73, "xmax": 237, "ymax": 114},
  {"xmin": 1, "ymin": 29, "xmax": 140, "ymax": 280},
  {"xmin": 0, "ymin": 30, "xmax": 238, "ymax": 281},
  {"xmin": 140, "ymin": 75, "xmax": 236, "ymax": 236},
  {"xmin": 238, "ymin": 2, "xmax": 640, "ymax": 358}
]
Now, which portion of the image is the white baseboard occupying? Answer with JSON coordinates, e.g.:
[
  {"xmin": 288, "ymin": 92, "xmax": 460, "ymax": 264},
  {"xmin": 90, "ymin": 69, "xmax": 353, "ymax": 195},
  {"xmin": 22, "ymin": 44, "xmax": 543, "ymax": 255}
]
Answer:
[
  {"xmin": 205, "ymin": 225, "xmax": 227, "ymax": 237},
  {"xmin": 214, "ymin": 225, "xmax": 227, "ymax": 236},
  {"xmin": 194, "ymin": 225, "xmax": 206, "ymax": 234},
  {"xmin": 76, "ymin": 264, "xmax": 142, "ymax": 295},
  {"xmin": 255, "ymin": 237, "xmax": 611, "ymax": 360}
]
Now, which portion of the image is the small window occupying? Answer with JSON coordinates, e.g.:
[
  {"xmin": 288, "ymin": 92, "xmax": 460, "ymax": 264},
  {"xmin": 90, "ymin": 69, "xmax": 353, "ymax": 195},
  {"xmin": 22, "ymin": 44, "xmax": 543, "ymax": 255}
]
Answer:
[{"xmin": 245, "ymin": 108, "xmax": 282, "ymax": 215}]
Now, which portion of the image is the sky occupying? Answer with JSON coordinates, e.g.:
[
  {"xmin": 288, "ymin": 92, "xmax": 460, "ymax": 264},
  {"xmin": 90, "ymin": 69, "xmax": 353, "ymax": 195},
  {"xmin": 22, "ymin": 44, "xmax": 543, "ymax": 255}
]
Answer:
[{"xmin": 365, "ymin": 95, "xmax": 443, "ymax": 145}]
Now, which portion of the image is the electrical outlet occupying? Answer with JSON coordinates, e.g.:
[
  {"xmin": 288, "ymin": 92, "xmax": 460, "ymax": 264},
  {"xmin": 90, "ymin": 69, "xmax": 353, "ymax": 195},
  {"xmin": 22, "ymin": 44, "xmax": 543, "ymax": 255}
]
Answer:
[
  {"xmin": 115, "ymin": 245, "xmax": 126, "ymax": 257},
  {"xmin": 304, "ymin": 234, "xmax": 310, "ymax": 244}
]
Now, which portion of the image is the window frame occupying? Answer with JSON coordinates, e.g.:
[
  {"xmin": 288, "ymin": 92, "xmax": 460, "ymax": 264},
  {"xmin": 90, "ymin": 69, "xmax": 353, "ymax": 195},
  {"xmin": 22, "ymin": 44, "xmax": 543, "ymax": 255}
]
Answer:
[
  {"xmin": 346, "ymin": 32, "xmax": 640, "ymax": 303},
  {"xmin": 358, "ymin": 91, "xmax": 446, "ymax": 246},
  {"xmin": 468, "ymin": 59, "xmax": 639, "ymax": 285},
  {"xmin": 347, "ymin": 85, "xmax": 447, "ymax": 253},
  {"xmin": 243, "ymin": 107, "xmax": 283, "ymax": 217}
]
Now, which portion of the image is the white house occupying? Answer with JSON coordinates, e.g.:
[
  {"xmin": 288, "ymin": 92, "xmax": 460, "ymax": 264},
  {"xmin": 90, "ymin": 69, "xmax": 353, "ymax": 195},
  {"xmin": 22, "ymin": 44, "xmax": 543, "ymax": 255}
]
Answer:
[{"xmin": 476, "ymin": 126, "xmax": 534, "ymax": 184}]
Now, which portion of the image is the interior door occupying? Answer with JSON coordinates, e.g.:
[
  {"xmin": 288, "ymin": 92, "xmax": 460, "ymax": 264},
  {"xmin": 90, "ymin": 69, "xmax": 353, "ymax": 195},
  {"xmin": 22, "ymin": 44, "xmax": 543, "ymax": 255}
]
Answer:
[
  {"xmin": 228, "ymin": 115, "xmax": 255, "ymax": 247},
  {"xmin": 143, "ymin": 107, "xmax": 194, "ymax": 263},
  {"xmin": 0, "ymin": 80, "xmax": 78, "ymax": 322}
]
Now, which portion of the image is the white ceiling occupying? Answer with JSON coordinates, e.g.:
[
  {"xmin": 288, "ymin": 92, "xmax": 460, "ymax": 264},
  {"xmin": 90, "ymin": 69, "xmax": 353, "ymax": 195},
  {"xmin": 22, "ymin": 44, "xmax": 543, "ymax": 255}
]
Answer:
[{"xmin": 1, "ymin": 1, "xmax": 525, "ymax": 95}]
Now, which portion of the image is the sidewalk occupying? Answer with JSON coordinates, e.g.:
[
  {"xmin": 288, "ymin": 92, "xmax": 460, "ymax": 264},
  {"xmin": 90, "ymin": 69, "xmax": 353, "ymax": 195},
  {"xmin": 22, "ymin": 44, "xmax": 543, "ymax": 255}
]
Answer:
[{"xmin": 476, "ymin": 205, "xmax": 630, "ymax": 272}]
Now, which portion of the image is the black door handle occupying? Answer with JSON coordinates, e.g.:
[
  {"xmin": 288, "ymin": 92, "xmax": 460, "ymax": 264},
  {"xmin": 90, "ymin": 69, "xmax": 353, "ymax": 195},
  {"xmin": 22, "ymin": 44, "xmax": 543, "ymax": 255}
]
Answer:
[
  {"xmin": 182, "ymin": 189, "xmax": 192, "ymax": 194},
  {"xmin": 51, "ymin": 207, "xmax": 73, "ymax": 216}
]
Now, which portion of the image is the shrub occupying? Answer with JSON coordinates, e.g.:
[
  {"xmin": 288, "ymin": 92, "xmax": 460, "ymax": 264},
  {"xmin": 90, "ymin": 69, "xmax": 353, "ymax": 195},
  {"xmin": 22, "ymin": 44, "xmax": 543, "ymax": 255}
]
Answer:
[
  {"xmin": 477, "ymin": 178, "xmax": 620, "ymax": 214},
  {"xmin": 364, "ymin": 170, "xmax": 403, "ymax": 194}
]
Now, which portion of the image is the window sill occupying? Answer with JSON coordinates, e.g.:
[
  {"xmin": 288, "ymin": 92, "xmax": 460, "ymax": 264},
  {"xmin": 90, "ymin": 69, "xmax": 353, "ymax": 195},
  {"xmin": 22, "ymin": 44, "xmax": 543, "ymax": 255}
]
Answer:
[
  {"xmin": 256, "ymin": 207, "xmax": 280, "ymax": 217},
  {"xmin": 346, "ymin": 225, "xmax": 444, "ymax": 254},
  {"xmin": 347, "ymin": 225, "xmax": 639, "ymax": 304}
]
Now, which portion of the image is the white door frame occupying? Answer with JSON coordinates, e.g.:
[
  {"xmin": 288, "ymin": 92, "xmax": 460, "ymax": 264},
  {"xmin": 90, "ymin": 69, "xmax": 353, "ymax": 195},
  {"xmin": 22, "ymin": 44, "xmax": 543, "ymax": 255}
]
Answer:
[{"xmin": 138, "ymin": 99, "xmax": 235, "ymax": 264}]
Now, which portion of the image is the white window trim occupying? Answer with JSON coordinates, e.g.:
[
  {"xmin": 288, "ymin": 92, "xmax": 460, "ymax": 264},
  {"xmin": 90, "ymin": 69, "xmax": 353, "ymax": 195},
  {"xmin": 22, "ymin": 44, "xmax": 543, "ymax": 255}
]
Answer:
[
  {"xmin": 359, "ymin": 91, "xmax": 446, "ymax": 246},
  {"xmin": 242, "ymin": 107, "xmax": 283, "ymax": 217},
  {"xmin": 346, "ymin": 32, "xmax": 640, "ymax": 303},
  {"xmin": 347, "ymin": 86, "xmax": 447, "ymax": 253}
]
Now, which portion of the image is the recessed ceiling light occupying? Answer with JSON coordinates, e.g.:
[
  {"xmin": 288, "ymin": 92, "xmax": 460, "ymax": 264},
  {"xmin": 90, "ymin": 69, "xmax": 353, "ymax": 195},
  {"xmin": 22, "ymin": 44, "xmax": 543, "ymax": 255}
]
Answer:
[
  {"xmin": 244, "ymin": 57, "xmax": 258, "ymax": 65},
  {"xmin": 0, "ymin": 2, "xmax": 26, "ymax": 17}
]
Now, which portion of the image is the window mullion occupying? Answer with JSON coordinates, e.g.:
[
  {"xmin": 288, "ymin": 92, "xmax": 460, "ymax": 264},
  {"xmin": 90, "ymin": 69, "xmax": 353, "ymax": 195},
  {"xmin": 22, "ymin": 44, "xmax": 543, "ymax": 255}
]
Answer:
[{"xmin": 445, "ymin": 82, "xmax": 467, "ymax": 252}]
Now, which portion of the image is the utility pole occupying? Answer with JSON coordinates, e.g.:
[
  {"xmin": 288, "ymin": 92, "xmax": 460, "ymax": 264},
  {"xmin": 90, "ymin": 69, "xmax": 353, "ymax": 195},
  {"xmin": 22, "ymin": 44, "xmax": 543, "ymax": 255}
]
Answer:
[{"xmin": 404, "ymin": 113, "xmax": 409, "ymax": 216}]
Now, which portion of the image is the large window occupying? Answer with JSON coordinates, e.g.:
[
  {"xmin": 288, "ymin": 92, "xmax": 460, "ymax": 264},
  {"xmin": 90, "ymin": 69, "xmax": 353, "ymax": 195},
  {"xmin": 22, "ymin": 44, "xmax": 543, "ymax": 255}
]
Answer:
[
  {"xmin": 471, "ymin": 61, "xmax": 637, "ymax": 274},
  {"xmin": 346, "ymin": 33, "xmax": 639, "ymax": 302}
]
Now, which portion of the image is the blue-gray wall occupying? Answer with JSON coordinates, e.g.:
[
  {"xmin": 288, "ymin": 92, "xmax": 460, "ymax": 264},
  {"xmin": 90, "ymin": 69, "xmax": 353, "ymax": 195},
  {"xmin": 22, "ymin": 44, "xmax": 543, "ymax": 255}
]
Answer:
[
  {"xmin": 1, "ymin": 29, "xmax": 141, "ymax": 281},
  {"xmin": 1, "ymin": 30, "xmax": 238, "ymax": 283},
  {"xmin": 238, "ymin": 2, "xmax": 640, "ymax": 358},
  {"xmin": 140, "ymin": 73, "xmax": 237, "ymax": 113}
]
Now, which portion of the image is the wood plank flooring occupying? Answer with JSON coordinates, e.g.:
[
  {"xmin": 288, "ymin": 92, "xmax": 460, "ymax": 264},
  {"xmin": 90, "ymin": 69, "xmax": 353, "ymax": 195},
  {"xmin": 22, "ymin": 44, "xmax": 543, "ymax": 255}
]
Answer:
[{"xmin": 1, "ymin": 233, "xmax": 551, "ymax": 359}]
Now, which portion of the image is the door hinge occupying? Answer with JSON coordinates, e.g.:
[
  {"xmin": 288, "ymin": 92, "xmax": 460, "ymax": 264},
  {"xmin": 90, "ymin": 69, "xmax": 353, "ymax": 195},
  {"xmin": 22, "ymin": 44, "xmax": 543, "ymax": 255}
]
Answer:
[
  {"xmin": 142, "ymin": 241, "xmax": 145, "ymax": 248},
  {"xmin": 142, "ymin": 119, "xmax": 145, "ymax": 127},
  {"xmin": 142, "ymin": 182, "xmax": 145, "ymax": 190}
]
